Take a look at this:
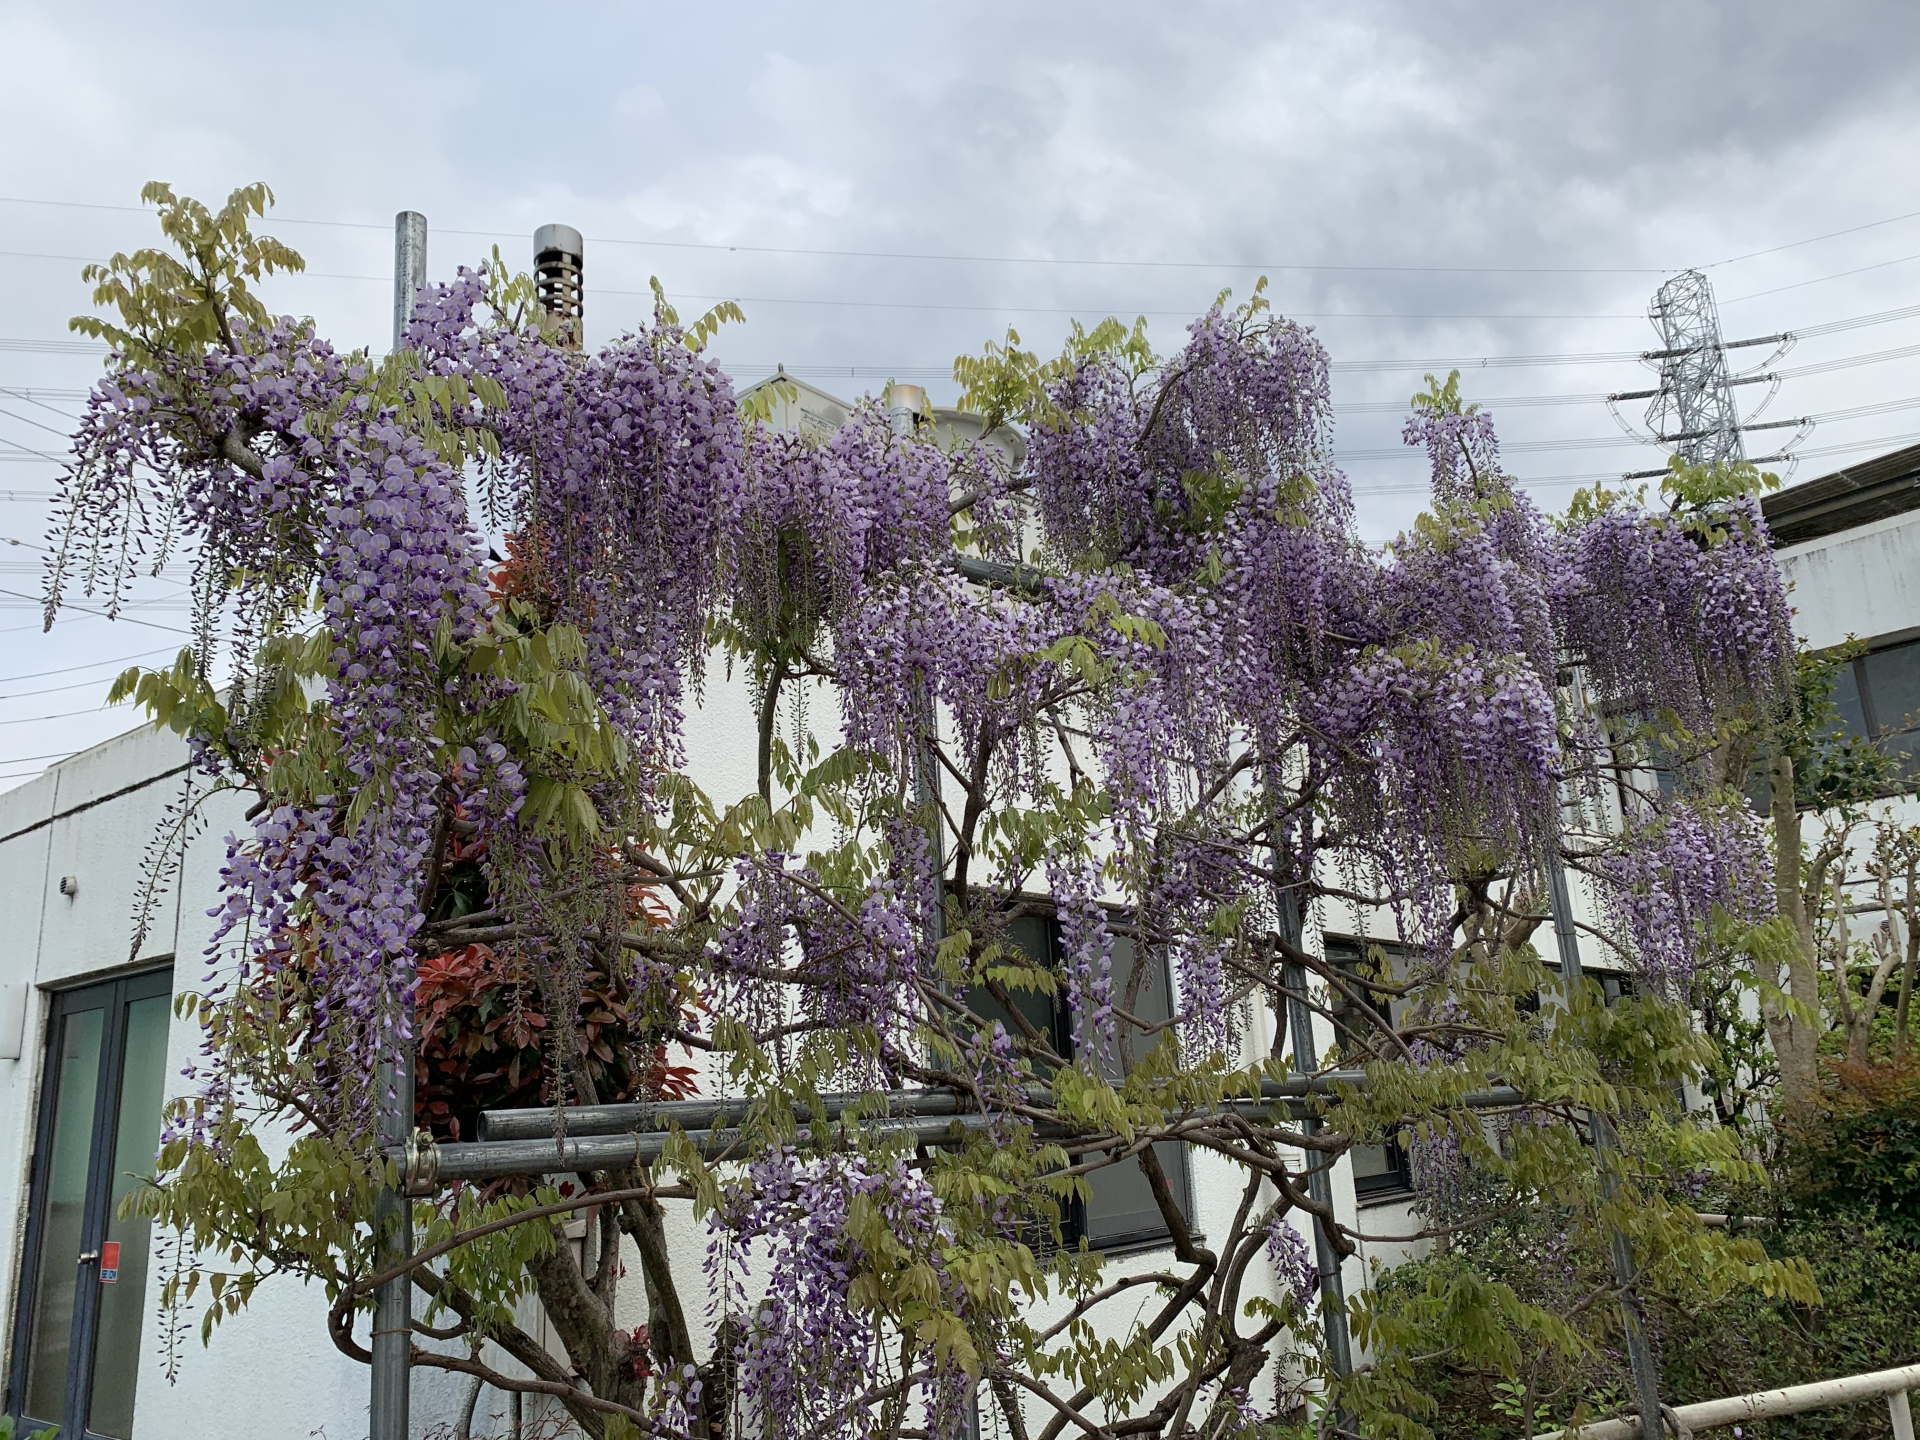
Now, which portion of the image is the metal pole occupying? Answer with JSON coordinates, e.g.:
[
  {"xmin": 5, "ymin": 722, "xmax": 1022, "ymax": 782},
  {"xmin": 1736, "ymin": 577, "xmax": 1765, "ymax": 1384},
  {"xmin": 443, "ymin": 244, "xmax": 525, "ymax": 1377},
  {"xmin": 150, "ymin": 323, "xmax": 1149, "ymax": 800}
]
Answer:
[
  {"xmin": 417, "ymin": 1079, "xmax": 1532, "ymax": 1183},
  {"xmin": 1530, "ymin": 1362, "xmax": 1920, "ymax": 1440},
  {"xmin": 472, "ymin": 1073, "xmax": 1527, "ymax": 1143},
  {"xmin": 1545, "ymin": 847, "xmax": 1667, "ymax": 1437},
  {"xmin": 392, "ymin": 211, "xmax": 428, "ymax": 353},
  {"xmin": 892, "ymin": 384, "xmax": 947, "ymax": 949},
  {"xmin": 371, "ymin": 1043, "xmax": 415, "ymax": 1440},
  {"xmin": 371, "ymin": 209, "xmax": 428, "ymax": 1440},
  {"xmin": 1277, "ymin": 893, "xmax": 1354, "ymax": 1381}
]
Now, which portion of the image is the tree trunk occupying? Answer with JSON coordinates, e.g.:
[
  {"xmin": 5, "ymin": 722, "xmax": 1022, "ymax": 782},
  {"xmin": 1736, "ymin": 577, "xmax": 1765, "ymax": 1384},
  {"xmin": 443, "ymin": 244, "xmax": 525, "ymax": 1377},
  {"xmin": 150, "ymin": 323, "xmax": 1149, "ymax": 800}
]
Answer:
[
  {"xmin": 1896, "ymin": 855, "xmax": 1917, "ymax": 1064},
  {"xmin": 1766, "ymin": 755, "xmax": 1824, "ymax": 1118}
]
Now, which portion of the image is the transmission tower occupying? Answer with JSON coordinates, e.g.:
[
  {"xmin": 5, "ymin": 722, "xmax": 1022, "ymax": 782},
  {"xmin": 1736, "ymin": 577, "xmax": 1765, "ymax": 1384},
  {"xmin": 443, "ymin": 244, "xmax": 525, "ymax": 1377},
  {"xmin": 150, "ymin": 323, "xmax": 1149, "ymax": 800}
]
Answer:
[
  {"xmin": 1610, "ymin": 268, "xmax": 1807, "ymax": 481},
  {"xmin": 1646, "ymin": 270, "xmax": 1747, "ymax": 467}
]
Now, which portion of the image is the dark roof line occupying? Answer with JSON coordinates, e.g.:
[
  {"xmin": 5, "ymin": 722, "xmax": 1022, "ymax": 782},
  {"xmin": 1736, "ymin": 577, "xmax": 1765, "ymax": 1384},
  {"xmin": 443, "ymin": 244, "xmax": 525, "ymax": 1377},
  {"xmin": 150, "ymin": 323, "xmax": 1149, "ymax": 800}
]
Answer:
[{"xmin": 1762, "ymin": 440, "xmax": 1920, "ymax": 548}]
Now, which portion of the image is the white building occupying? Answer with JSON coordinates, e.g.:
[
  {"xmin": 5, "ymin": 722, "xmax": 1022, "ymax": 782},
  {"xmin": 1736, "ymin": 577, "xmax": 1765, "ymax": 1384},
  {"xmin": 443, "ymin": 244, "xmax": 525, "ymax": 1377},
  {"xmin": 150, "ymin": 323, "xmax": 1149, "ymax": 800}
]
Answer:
[
  {"xmin": 10, "ymin": 404, "xmax": 1896, "ymax": 1439},
  {"xmin": 1766, "ymin": 441, "xmax": 1920, "ymax": 776}
]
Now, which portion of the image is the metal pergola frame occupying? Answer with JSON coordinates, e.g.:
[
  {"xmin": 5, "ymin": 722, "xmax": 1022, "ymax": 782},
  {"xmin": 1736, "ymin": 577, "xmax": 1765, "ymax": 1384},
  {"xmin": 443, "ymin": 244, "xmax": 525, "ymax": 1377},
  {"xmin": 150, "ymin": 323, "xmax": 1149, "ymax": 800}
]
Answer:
[{"xmin": 357, "ymin": 210, "xmax": 1678, "ymax": 1440}]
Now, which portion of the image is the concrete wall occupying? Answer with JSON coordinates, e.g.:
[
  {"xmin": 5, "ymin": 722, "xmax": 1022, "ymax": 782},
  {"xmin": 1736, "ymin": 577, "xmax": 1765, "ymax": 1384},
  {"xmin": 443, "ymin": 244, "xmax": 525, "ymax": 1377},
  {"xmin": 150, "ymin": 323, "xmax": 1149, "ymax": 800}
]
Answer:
[
  {"xmin": 1778, "ymin": 506, "xmax": 1920, "ymax": 650},
  {"xmin": 1776, "ymin": 500, "xmax": 1920, "ymax": 823}
]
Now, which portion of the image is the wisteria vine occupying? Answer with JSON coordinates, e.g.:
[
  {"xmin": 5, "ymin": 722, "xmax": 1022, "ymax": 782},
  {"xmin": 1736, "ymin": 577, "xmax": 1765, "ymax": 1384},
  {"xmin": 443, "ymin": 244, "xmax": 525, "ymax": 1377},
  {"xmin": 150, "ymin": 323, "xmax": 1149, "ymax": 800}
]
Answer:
[{"xmin": 42, "ymin": 188, "xmax": 1802, "ymax": 1440}]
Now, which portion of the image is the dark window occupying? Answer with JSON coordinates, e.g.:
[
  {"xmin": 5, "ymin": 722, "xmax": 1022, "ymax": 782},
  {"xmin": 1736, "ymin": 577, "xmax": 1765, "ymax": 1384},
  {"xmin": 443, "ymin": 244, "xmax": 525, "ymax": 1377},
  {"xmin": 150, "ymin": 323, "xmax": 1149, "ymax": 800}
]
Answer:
[
  {"xmin": 1826, "ymin": 637, "xmax": 1920, "ymax": 786},
  {"xmin": 1348, "ymin": 1138, "xmax": 1413, "ymax": 1199},
  {"xmin": 1861, "ymin": 641, "xmax": 1920, "ymax": 778},
  {"xmin": 1832, "ymin": 661, "xmax": 1870, "ymax": 738},
  {"xmin": 1322, "ymin": 937, "xmax": 1414, "ymax": 1201},
  {"xmin": 1598, "ymin": 972, "xmax": 1637, "ymax": 1007},
  {"xmin": 968, "ymin": 911, "xmax": 1193, "ymax": 1250},
  {"xmin": 1321, "ymin": 937, "xmax": 1400, "ymax": 1060},
  {"xmin": 8, "ymin": 966, "xmax": 173, "ymax": 1440}
]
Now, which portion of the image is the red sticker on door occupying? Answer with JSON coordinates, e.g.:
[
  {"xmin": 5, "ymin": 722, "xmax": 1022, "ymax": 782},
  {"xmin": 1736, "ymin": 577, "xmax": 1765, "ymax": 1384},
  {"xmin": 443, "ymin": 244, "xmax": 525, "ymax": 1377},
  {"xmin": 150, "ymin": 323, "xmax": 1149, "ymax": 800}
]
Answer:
[{"xmin": 99, "ymin": 1240, "xmax": 120, "ymax": 1283}]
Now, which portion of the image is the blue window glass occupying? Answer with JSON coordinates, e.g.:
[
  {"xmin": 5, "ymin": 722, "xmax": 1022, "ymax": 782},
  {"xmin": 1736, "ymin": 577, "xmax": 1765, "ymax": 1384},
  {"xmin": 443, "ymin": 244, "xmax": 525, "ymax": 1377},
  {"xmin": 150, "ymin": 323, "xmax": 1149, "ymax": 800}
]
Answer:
[
  {"xmin": 1830, "ymin": 661, "xmax": 1869, "ymax": 739},
  {"xmin": 969, "ymin": 910, "xmax": 1192, "ymax": 1249},
  {"xmin": 1863, "ymin": 640, "xmax": 1920, "ymax": 738}
]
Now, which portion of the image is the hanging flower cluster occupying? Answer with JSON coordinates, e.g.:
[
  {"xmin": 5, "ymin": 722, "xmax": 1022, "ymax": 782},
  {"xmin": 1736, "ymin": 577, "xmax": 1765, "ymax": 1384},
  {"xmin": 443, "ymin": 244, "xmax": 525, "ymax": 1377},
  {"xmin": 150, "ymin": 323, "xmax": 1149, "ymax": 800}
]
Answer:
[
  {"xmin": 1593, "ymin": 795, "xmax": 1775, "ymax": 993},
  {"xmin": 52, "ymin": 306, "xmax": 495, "ymax": 1103},
  {"xmin": 406, "ymin": 268, "xmax": 744, "ymax": 762},
  {"xmin": 1263, "ymin": 1215, "xmax": 1320, "ymax": 1314},
  {"xmin": 1561, "ymin": 491, "xmax": 1793, "ymax": 732},
  {"xmin": 710, "ymin": 844, "xmax": 933, "ymax": 1078},
  {"xmin": 1048, "ymin": 856, "xmax": 1117, "ymax": 1061},
  {"xmin": 708, "ymin": 1148, "xmax": 973, "ymax": 1440}
]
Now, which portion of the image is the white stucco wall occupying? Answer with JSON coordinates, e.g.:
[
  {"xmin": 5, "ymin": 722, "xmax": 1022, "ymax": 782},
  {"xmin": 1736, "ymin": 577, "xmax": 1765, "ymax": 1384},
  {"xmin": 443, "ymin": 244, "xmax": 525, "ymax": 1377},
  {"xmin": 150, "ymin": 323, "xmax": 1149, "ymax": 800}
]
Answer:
[
  {"xmin": 1775, "ymin": 502, "xmax": 1920, "ymax": 834},
  {"xmin": 1777, "ymin": 506, "xmax": 1920, "ymax": 651},
  {"xmin": 0, "ymin": 691, "xmax": 774, "ymax": 1439}
]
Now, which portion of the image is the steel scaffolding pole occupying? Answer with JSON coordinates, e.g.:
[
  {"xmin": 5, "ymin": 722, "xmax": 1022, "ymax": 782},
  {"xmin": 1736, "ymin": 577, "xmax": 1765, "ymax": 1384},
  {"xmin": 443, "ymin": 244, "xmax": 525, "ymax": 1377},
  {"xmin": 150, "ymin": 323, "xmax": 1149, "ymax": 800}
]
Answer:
[
  {"xmin": 1277, "ymin": 894, "xmax": 1356, "ymax": 1387},
  {"xmin": 1545, "ymin": 847, "xmax": 1668, "ymax": 1437},
  {"xmin": 398, "ymin": 1076, "xmax": 1527, "ymax": 1185},
  {"xmin": 370, "ymin": 208, "xmax": 429, "ymax": 1440}
]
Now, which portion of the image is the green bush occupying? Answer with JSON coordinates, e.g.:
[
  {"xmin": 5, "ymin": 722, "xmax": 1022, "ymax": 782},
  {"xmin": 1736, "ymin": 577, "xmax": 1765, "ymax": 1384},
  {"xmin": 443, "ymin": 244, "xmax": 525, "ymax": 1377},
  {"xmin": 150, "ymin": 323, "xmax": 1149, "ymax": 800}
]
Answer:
[
  {"xmin": 1786, "ymin": 1061, "xmax": 1920, "ymax": 1243},
  {"xmin": 1658, "ymin": 1218, "xmax": 1920, "ymax": 1437},
  {"xmin": 1366, "ymin": 1065, "xmax": 1920, "ymax": 1438},
  {"xmin": 1371, "ymin": 1215, "xmax": 1920, "ymax": 1438}
]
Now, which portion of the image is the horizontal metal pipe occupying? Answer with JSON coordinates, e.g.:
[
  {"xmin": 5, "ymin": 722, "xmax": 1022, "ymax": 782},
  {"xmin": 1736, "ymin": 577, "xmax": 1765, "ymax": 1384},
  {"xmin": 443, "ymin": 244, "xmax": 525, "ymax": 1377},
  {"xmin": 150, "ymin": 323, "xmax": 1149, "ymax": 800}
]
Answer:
[
  {"xmin": 478, "ymin": 1072, "xmax": 1525, "ymax": 1143},
  {"xmin": 477, "ymin": 1089, "xmax": 965, "ymax": 1142},
  {"xmin": 1534, "ymin": 1363, "xmax": 1920, "ymax": 1440},
  {"xmin": 428, "ymin": 1078, "xmax": 1529, "ymax": 1187},
  {"xmin": 421, "ymin": 1113, "xmax": 994, "ymax": 1184}
]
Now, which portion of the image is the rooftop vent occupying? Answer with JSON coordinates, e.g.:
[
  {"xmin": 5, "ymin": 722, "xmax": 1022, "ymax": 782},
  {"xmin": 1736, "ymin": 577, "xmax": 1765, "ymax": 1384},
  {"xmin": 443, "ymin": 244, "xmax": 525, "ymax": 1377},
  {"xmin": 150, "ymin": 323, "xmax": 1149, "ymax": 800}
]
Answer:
[{"xmin": 534, "ymin": 223, "xmax": 584, "ymax": 350}]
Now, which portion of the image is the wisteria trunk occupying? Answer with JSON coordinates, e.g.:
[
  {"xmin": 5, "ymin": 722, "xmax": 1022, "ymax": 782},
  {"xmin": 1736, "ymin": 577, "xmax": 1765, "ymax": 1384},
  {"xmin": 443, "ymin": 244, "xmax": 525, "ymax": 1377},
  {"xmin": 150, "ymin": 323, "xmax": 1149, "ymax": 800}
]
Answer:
[{"xmin": 1766, "ymin": 753, "xmax": 1824, "ymax": 1118}]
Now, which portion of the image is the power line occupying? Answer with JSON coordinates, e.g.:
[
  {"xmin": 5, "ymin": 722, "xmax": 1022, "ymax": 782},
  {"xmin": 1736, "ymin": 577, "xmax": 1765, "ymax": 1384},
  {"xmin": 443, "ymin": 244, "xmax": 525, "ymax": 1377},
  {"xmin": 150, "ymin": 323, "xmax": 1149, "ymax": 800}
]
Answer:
[
  {"xmin": 0, "ymin": 587, "xmax": 193, "ymax": 633},
  {"xmin": 1725, "ymin": 251, "xmax": 1920, "ymax": 303},
  {"xmin": 1793, "ymin": 302, "xmax": 1920, "ymax": 338},
  {"xmin": 0, "ymin": 402, "xmax": 76, "ymax": 440},
  {"xmin": 0, "ymin": 434, "xmax": 69, "ymax": 464},
  {"xmin": 1346, "ymin": 426, "xmax": 1920, "ymax": 496},
  {"xmin": 1339, "ymin": 391, "xmax": 1608, "ymax": 414},
  {"xmin": 0, "ymin": 337, "xmax": 100, "ymax": 354},
  {"xmin": 652, "ymin": 291, "xmax": 1645, "ymax": 320},
  {"xmin": 0, "ymin": 252, "xmax": 1652, "ymax": 321},
  {"xmin": 1778, "ymin": 341, "xmax": 1920, "ymax": 378},
  {"xmin": 9, "ymin": 189, "xmax": 1920, "ymax": 276},
  {"xmin": 1771, "ymin": 428, "xmax": 1920, "ymax": 462},
  {"xmin": 0, "ymin": 389, "xmax": 85, "ymax": 425},
  {"xmin": 0, "ymin": 644, "xmax": 178, "ymax": 685},
  {"xmin": 1351, "ymin": 470, "xmax": 1623, "ymax": 495},
  {"xmin": 1808, "ymin": 395, "xmax": 1920, "ymax": 424},
  {"xmin": 7, "ymin": 295, "xmax": 1920, "ymax": 379},
  {"xmin": 0, "ymin": 194, "xmax": 1670, "ymax": 275},
  {"xmin": 1340, "ymin": 394, "xmax": 1920, "ymax": 463},
  {"xmin": 0, "ymin": 700, "xmax": 130, "ymax": 726},
  {"xmin": 0, "ymin": 670, "xmax": 149, "ymax": 702},
  {"xmin": 1704, "ymin": 209, "xmax": 1920, "ymax": 268}
]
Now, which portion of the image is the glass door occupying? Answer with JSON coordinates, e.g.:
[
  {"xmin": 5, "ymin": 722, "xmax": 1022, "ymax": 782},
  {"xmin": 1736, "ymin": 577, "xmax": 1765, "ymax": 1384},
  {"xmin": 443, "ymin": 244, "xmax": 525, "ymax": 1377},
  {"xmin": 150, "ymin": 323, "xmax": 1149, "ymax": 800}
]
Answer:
[{"xmin": 7, "ymin": 967, "xmax": 172, "ymax": 1440}]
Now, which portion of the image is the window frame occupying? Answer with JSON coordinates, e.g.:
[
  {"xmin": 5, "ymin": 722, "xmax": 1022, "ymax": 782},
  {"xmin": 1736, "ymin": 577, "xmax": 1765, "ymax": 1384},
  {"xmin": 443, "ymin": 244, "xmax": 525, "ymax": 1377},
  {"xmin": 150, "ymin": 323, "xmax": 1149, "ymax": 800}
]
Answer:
[
  {"xmin": 965, "ymin": 902, "xmax": 1194, "ymax": 1252},
  {"xmin": 1828, "ymin": 634, "xmax": 1920, "ymax": 789},
  {"xmin": 6, "ymin": 963, "xmax": 173, "ymax": 1440},
  {"xmin": 1321, "ymin": 936, "xmax": 1417, "ymax": 1204}
]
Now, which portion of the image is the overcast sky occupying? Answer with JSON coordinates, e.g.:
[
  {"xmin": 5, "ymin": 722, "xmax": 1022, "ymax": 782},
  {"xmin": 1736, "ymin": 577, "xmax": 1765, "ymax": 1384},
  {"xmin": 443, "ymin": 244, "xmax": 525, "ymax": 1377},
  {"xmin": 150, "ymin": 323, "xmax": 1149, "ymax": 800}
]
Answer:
[{"xmin": 3, "ymin": 1, "xmax": 1918, "ymax": 786}]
